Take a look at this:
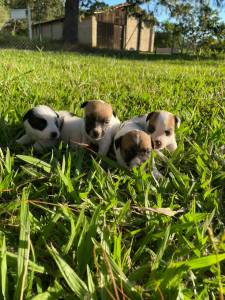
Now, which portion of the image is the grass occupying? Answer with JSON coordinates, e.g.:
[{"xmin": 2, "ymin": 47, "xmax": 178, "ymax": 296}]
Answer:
[{"xmin": 0, "ymin": 48, "xmax": 224, "ymax": 299}]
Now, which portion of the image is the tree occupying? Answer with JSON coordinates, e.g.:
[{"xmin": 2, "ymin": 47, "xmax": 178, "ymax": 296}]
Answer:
[
  {"xmin": 0, "ymin": 3, "xmax": 9, "ymax": 28},
  {"xmin": 32, "ymin": 0, "xmax": 64, "ymax": 22},
  {"xmin": 63, "ymin": 0, "xmax": 79, "ymax": 43},
  {"xmin": 4, "ymin": 0, "xmax": 64, "ymax": 22},
  {"xmin": 155, "ymin": 0, "xmax": 225, "ymax": 54},
  {"xmin": 62, "ymin": 0, "xmax": 107, "ymax": 43},
  {"xmin": 196, "ymin": 4, "xmax": 222, "ymax": 51}
]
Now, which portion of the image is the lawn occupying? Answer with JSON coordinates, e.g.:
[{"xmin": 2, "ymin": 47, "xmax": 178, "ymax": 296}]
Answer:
[{"xmin": 0, "ymin": 49, "xmax": 224, "ymax": 299}]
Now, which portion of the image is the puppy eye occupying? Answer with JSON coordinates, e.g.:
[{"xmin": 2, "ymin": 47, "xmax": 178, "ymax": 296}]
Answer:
[
  {"xmin": 165, "ymin": 130, "xmax": 171, "ymax": 136},
  {"xmin": 148, "ymin": 125, "xmax": 155, "ymax": 133},
  {"xmin": 104, "ymin": 120, "xmax": 110, "ymax": 124}
]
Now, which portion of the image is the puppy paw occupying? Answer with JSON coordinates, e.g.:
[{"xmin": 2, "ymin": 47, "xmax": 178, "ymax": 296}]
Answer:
[
  {"xmin": 166, "ymin": 143, "xmax": 177, "ymax": 152},
  {"xmin": 16, "ymin": 134, "xmax": 32, "ymax": 145}
]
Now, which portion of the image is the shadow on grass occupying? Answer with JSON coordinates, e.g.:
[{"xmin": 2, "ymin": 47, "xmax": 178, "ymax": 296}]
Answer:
[
  {"xmin": 0, "ymin": 34, "xmax": 223, "ymax": 61},
  {"xmin": 0, "ymin": 118, "xmax": 23, "ymax": 150}
]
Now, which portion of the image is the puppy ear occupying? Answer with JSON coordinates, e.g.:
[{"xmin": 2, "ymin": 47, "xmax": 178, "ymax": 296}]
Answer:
[
  {"xmin": 58, "ymin": 117, "xmax": 64, "ymax": 131},
  {"xmin": 80, "ymin": 101, "xmax": 89, "ymax": 108},
  {"xmin": 56, "ymin": 112, "xmax": 59, "ymax": 118},
  {"xmin": 23, "ymin": 108, "xmax": 34, "ymax": 122},
  {"xmin": 174, "ymin": 116, "xmax": 181, "ymax": 128},
  {"xmin": 113, "ymin": 110, "xmax": 117, "ymax": 117},
  {"xmin": 114, "ymin": 137, "xmax": 122, "ymax": 149},
  {"xmin": 146, "ymin": 112, "xmax": 155, "ymax": 122}
]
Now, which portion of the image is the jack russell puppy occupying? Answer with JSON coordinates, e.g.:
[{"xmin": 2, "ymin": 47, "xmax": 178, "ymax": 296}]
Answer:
[
  {"xmin": 16, "ymin": 105, "xmax": 62, "ymax": 151},
  {"xmin": 114, "ymin": 121, "xmax": 152, "ymax": 169},
  {"xmin": 60, "ymin": 100, "xmax": 120, "ymax": 155},
  {"xmin": 128, "ymin": 110, "xmax": 181, "ymax": 151}
]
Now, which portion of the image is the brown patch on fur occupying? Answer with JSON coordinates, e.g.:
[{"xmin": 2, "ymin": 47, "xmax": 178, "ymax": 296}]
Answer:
[
  {"xmin": 147, "ymin": 111, "xmax": 176, "ymax": 130},
  {"xmin": 121, "ymin": 130, "xmax": 151, "ymax": 151},
  {"xmin": 138, "ymin": 131, "xmax": 152, "ymax": 149},
  {"xmin": 147, "ymin": 111, "xmax": 160, "ymax": 126},
  {"xmin": 166, "ymin": 113, "xmax": 176, "ymax": 129},
  {"xmin": 146, "ymin": 111, "xmax": 160, "ymax": 132},
  {"xmin": 85, "ymin": 100, "xmax": 113, "ymax": 120}
]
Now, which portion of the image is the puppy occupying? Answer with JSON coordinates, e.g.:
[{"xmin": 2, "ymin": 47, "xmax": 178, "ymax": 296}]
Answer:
[
  {"xmin": 16, "ymin": 105, "xmax": 62, "ymax": 151},
  {"xmin": 130, "ymin": 110, "xmax": 180, "ymax": 151},
  {"xmin": 114, "ymin": 122, "xmax": 152, "ymax": 169},
  {"xmin": 59, "ymin": 114, "xmax": 86, "ymax": 147},
  {"xmin": 60, "ymin": 100, "xmax": 120, "ymax": 155}
]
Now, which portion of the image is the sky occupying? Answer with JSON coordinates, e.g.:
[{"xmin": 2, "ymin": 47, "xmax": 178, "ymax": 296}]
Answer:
[{"xmin": 105, "ymin": 0, "xmax": 225, "ymax": 22}]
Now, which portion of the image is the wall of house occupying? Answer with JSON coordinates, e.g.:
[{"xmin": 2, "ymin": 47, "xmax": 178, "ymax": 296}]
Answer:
[
  {"xmin": 125, "ymin": 17, "xmax": 138, "ymax": 51},
  {"xmin": 78, "ymin": 17, "xmax": 93, "ymax": 46},
  {"xmin": 149, "ymin": 28, "xmax": 155, "ymax": 52},
  {"xmin": 32, "ymin": 18, "xmax": 93, "ymax": 45},
  {"xmin": 32, "ymin": 13, "xmax": 154, "ymax": 51},
  {"xmin": 92, "ymin": 16, "xmax": 97, "ymax": 47},
  {"xmin": 41, "ymin": 24, "xmax": 52, "ymax": 39},
  {"xmin": 139, "ymin": 23, "xmax": 150, "ymax": 52},
  {"xmin": 52, "ymin": 22, "xmax": 63, "ymax": 40},
  {"xmin": 124, "ymin": 17, "xmax": 154, "ymax": 52},
  {"xmin": 32, "ymin": 21, "xmax": 63, "ymax": 40}
]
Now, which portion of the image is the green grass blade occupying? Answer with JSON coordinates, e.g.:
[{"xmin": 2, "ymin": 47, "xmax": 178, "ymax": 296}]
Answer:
[
  {"xmin": 14, "ymin": 187, "xmax": 30, "ymax": 300},
  {"xmin": 47, "ymin": 244, "xmax": 89, "ymax": 298},
  {"xmin": 6, "ymin": 251, "xmax": 45, "ymax": 274},
  {"xmin": 151, "ymin": 224, "xmax": 171, "ymax": 271},
  {"xmin": 77, "ymin": 206, "xmax": 101, "ymax": 275},
  {"xmin": 0, "ymin": 232, "xmax": 8, "ymax": 300},
  {"xmin": 16, "ymin": 155, "xmax": 51, "ymax": 173},
  {"xmin": 62, "ymin": 207, "xmax": 85, "ymax": 255},
  {"xmin": 185, "ymin": 253, "xmax": 225, "ymax": 270},
  {"xmin": 87, "ymin": 264, "xmax": 97, "ymax": 300},
  {"xmin": 31, "ymin": 292, "xmax": 56, "ymax": 300}
]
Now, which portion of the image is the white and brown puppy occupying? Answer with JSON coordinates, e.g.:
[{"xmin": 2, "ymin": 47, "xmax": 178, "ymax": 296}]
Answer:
[
  {"xmin": 114, "ymin": 122, "xmax": 152, "ymax": 169},
  {"xmin": 60, "ymin": 100, "xmax": 120, "ymax": 155},
  {"xmin": 16, "ymin": 105, "xmax": 62, "ymax": 151},
  {"xmin": 130, "ymin": 111, "xmax": 180, "ymax": 151}
]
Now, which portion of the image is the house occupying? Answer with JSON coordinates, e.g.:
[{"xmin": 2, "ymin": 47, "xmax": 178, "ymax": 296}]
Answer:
[{"xmin": 32, "ymin": 3, "xmax": 155, "ymax": 52}]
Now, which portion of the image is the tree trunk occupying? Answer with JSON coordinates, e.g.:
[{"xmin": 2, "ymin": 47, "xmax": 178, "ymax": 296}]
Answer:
[{"xmin": 63, "ymin": 0, "xmax": 79, "ymax": 43}]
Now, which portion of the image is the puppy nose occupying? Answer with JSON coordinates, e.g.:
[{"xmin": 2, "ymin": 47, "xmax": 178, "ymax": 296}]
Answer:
[
  {"xmin": 93, "ymin": 129, "xmax": 100, "ymax": 138},
  {"xmin": 155, "ymin": 140, "xmax": 161, "ymax": 148},
  {"xmin": 51, "ymin": 131, "xmax": 58, "ymax": 139}
]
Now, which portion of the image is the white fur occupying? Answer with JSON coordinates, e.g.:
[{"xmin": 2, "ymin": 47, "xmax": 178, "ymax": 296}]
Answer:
[
  {"xmin": 128, "ymin": 112, "xmax": 179, "ymax": 151},
  {"xmin": 60, "ymin": 113, "xmax": 120, "ymax": 155},
  {"xmin": 59, "ymin": 115, "xmax": 87, "ymax": 146},
  {"xmin": 114, "ymin": 122, "xmax": 151, "ymax": 168},
  {"xmin": 85, "ymin": 114, "xmax": 120, "ymax": 155},
  {"xmin": 16, "ymin": 105, "xmax": 60, "ymax": 151}
]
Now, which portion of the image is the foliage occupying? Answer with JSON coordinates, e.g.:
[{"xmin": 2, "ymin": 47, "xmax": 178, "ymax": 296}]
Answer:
[
  {"xmin": 0, "ymin": 4, "xmax": 9, "ymax": 29},
  {"xmin": 0, "ymin": 49, "xmax": 224, "ymax": 299},
  {"xmin": 1, "ymin": 19, "xmax": 27, "ymax": 35},
  {"xmin": 155, "ymin": 2, "xmax": 225, "ymax": 54},
  {"xmin": 3, "ymin": 0, "xmax": 64, "ymax": 22}
]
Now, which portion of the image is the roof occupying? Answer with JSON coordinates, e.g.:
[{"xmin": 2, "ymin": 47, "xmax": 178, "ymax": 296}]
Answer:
[
  {"xmin": 109, "ymin": 2, "xmax": 133, "ymax": 9},
  {"xmin": 94, "ymin": 2, "xmax": 133, "ymax": 14},
  {"xmin": 32, "ymin": 17, "xmax": 64, "ymax": 27},
  {"xmin": 32, "ymin": 3, "xmax": 133, "ymax": 26}
]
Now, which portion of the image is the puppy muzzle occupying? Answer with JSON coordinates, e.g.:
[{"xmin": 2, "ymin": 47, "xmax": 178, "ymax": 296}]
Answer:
[
  {"xmin": 50, "ymin": 131, "xmax": 59, "ymax": 140},
  {"xmin": 89, "ymin": 128, "xmax": 105, "ymax": 140}
]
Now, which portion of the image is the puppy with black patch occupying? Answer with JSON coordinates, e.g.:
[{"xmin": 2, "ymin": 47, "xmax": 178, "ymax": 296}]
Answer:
[
  {"xmin": 60, "ymin": 100, "xmax": 120, "ymax": 155},
  {"xmin": 16, "ymin": 105, "xmax": 62, "ymax": 151},
  {"xmin": 114, "ymin": 122, "xmax": 152, "ymax": 169},
  {"xmin": 128, "ymin": 110, "xmax": 181, "ymax": 151}
]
